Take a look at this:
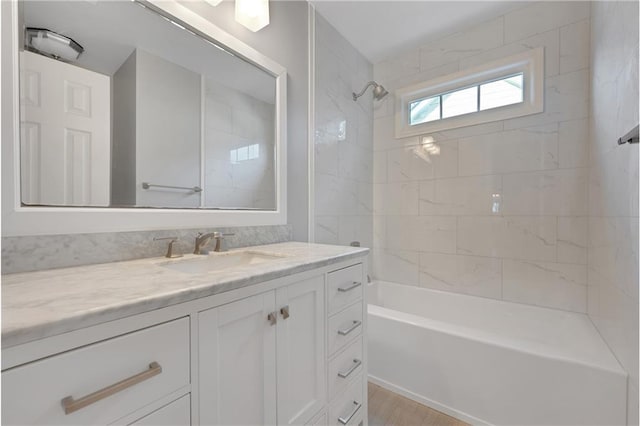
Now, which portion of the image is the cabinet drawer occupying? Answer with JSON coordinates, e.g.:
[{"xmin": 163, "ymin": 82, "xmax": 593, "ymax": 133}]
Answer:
[
  {"xmin": 328, "ymin": 302, "xmax": 363, "ymax": 356},
  {"xmin": 129, "ymin": 394, "xmax": 190, "ymax": 425},
  {"xmin": 327, "ymin": 264, "xmax": 363, "ymax": 315},
  {"xmin": 328, "ymin": 336, "xmax": 363, "ymax": 400},
  {"xmin": 2, "ymin": 318, "xmax": 190, "ymax": 425},
  {"xmin": 329, "ymin": 374, "xmax": 364, "ymax": 426}
]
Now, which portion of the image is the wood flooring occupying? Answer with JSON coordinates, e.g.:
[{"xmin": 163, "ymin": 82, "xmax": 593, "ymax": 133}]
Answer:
[{"xmin": 367, "ymin": 382, "xmax": 469, "ymax": 426}]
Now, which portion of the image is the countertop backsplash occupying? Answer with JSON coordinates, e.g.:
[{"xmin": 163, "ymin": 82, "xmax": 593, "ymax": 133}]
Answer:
[{"xmin": 1, "ymin": 225, "xmax": 293, "ymax": 275}]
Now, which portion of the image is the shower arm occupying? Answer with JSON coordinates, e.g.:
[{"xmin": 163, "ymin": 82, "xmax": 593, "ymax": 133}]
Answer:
[{"xmin": 352, "ymin": 81, "xmax": 378, "ymax": 101}]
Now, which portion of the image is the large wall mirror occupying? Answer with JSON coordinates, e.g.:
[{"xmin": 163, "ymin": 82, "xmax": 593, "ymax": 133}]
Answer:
[
  {"xmin": 2, "ymin": 0, "xmax": 287, "ymax": 236},
  {"xmin": 18, "ymin": 0, "xmax": 283, "ymax": 210}
]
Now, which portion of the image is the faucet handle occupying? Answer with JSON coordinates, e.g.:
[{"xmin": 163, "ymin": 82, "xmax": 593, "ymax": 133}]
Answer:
[{"xmin": 153, "ymin": 236, "xmax": 183, "ymax": 259}]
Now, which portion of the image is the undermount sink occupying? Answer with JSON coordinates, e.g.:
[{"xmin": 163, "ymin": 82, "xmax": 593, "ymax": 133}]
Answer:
[{"xmin": 159, "ymin": 250, "xmax": 288, "ymax": 274}]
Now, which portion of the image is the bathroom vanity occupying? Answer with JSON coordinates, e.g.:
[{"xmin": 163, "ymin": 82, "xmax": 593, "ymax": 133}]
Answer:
[{"xmin": 1, "ymin": 242, "xmax": 368, "ymax": 426}]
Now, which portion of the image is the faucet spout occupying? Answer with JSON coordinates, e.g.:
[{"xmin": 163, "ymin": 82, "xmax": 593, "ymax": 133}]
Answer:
[{"xmin": 193, "ymin": 232, "xmax": 216, "ymax": 255}]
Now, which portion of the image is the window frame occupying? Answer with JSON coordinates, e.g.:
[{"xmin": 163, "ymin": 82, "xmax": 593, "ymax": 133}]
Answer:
[{"xmin": 395, "ymin": 48, "xmax": 544, "ymax": 138}]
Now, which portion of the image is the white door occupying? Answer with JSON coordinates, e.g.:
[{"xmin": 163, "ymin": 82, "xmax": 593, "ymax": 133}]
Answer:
[
  {"xmin": 198, "ymin": 292, "xmax": 277, "ymax": 425},
  {"xmin": 19, "ymin": 50, "xmax": 110, "ymax": 206},
  {"xmin": 276, "ymin": 277, "xmax": 326, "ymax": 425}
]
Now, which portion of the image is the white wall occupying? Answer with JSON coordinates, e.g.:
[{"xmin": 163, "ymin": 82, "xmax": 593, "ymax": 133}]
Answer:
[
  {"xmin": 588, "ymin": 2, "xmax": 639, "ymax": 424},
  {"xmin": 312, "ymin": 12, "xmax": 373, "ymax": 251},
  {"xmin": 372, "ymin": 2, "xmax": 591, "ymax": 313},
  {"xmin": 111, "ymin": 51, "xmax": 137, "ymax": 206},
  {"xmin": 135, "ymin": 49, "xmax": 201, "ymax": 208}
]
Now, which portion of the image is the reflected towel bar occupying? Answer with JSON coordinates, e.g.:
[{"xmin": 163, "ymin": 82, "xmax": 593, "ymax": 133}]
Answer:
[
  {"xmin": 617, "ymin": 125, "xmax": 639, "ymax": 145},
  {"xmin": 142, "ymin": 182, "xmax": 202, "ymax": 192}
]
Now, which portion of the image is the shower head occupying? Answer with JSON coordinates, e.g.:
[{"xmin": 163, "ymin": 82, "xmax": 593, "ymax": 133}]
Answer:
[{"xmin": 352, "ymin": 81, "xmax": 389, "ymax": 101}]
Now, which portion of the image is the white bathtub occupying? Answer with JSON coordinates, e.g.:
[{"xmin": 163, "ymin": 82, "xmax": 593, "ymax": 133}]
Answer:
[{"xmin": 367, "ymin": 281, "xmax": 628, "ymax": 426}]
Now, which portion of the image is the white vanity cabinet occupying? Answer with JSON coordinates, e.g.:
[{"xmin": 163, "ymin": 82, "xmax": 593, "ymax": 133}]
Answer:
[
  {"xmin": 198, "ymin": 276, "xmax": 325, "ymax": 425},
  {"xmin": 2, "ymin": 253, "xmax": 368, "ymax": 426}
]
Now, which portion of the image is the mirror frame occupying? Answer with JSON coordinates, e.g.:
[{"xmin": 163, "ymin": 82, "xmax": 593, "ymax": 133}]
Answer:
[{"xmin": 1, "ymin": 0, "xmax": 287, "ymax": 236}]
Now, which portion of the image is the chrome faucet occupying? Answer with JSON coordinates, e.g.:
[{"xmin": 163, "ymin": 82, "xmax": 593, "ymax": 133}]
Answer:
[{"xmin": 194, "ymin": 231, "xmax": 235, "ymax": 254}]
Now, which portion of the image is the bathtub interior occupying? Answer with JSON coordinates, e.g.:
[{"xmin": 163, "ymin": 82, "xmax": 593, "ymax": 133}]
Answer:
[{"xmin": 367, "ymin": 280, "xmax": 625, "ymax": 375}]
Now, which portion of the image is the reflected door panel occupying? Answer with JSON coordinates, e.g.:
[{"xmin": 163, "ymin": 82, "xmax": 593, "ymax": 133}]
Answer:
[{"xmin": 20, "ymin": 51, "xmax": 110, "ymax": 207}]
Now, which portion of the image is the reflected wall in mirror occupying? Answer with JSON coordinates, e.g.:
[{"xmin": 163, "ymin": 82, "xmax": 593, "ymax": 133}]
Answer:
[{"xmin": 19, "ymin": 0, "xmax": 278, "ymax": 210}]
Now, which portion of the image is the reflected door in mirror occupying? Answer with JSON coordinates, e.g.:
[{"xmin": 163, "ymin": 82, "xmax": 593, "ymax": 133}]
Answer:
[{"xmin": 20, "ymin": 51, "xmax": 111, "ymax": 207}]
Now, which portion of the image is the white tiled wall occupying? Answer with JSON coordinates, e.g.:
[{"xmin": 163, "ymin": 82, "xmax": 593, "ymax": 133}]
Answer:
[
  {"xmin": 313, "ymin": 13, "xmax": 374, "ymax": 250},
  {"xmin": 588, "ymin": 2, "xmax": 639, "ymax": 424},
  {"xmin": 372, "ymin": 2, "xmax": 591, "ymax": 313},
  {"xmin": 204, "ymin": 79, "xmax": 275, "ymax": 209}
]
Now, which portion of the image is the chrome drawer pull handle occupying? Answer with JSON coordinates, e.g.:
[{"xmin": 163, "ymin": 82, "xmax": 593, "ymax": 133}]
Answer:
[
  {"xmin": 338, "ymin": 320, "xmax": 361, "ymax": 336},
  {"xmin": 338, "ymin": 281, "xmax": 362, "ymax": 292},
  {"xmin": 338, "ymin": 401, "xmax": 361, "ymax": 425},
  {"xmin": 267, "ymin": 312, "xmax": 278, "ymax": 326},
  {"xmin": 338, "ymin": 359, "xmax": 362, "ymax": 378},
  {"xmin": 280, "ymin": 305, "xmax": 290, "ymax": 319},
  {"xmin": 61, "ymin": 362, "xmax": 162, "ymax": 415}
]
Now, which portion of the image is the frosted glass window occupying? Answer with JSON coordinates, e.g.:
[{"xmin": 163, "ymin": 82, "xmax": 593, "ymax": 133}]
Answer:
[
  {"xmin": 480, "ymin": 73, "xmax": 523, "ymax": 111},
  {"xmin": 410, "ymin": 96, "xmax": 440, "ymax": 125},
  {"xmin": 442, "ymin": 86, "xmax": 478, "ymax": 119}
]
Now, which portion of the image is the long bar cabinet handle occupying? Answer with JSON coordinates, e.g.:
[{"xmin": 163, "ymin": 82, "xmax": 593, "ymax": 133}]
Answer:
[
  {"xmin": 338, "ymin": 281, "xmax": 362, "ymax": 292},
  {"xmin": 338, "ymin": 401, "xmax": 362, "ymax": 425},
  {"xmin": 338, "ymin": 320, "xmax": 361, "ymax": 336},
  {"xmin": 338, "ymin": 359, "xmax": 362, "ymax": 379},
  {"xmin": 61, "ymin": 362, "xmax": 162, "ymax": 415}
]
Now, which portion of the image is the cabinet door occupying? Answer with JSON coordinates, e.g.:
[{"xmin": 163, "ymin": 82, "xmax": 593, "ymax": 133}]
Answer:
[
  {"xmin": 198, "ymin": 292, "xmax": 277, "ymax": 425},
  {"xmin": 128, "ymin": 394, "xmax": 190, "ymax": 425},
  {"xmin": 276, "ymin": 276, "xmax": 326, "ymax": 425}
]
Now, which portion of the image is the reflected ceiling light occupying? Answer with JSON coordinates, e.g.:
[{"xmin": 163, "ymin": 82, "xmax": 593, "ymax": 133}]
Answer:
[
  {"xmin": 235, "ymin": 0, "xmax": 269, "ymax": 32},
  {"xmin": 25, "ymin": 28, "xmax": 84, "ymax": 62},
  {"xmin": 205, "ymin": 0, "xmax": 223, "ymax": 6}
]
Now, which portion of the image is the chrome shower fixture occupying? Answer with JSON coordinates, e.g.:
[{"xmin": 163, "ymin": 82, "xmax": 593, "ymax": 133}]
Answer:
[{"xmin": 352, "ymin": 81, "xmax": 389, "ymax": 101}]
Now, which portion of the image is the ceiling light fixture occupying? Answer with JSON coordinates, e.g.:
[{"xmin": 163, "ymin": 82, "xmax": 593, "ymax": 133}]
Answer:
[
  {"xmin": 235, "ymin": 0, "xmax": 269, "ymax": 32},
  {"xmin": 204, "ymin": 0, "xmax": 223, "ymax": 6},
  {"xmin": 25, "ymin": 27, "xmax": 84, "ymax": 62}
]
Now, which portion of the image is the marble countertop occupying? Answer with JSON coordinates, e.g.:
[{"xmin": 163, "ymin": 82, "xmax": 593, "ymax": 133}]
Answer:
[{"xmin": 2, "ymin": 242, "xmax": 368, "ymax": 348}]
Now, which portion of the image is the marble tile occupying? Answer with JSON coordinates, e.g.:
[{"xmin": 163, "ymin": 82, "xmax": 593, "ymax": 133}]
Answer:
[
  {"xmin": 373, "ymin": 151, "xmax": 387, "ymax": 183},
  {"xmin": 386, "ymin": 140, "xmax": 458, "ymax": 182},
  {"xmin": 2, "ymin": 225, "xmax": 293, "ymax": 274},
  {"xmin": 460, "ymin": 28, "xmax": 560, "ymax": 77},
  {"xmin": 457, "ymin": 216, "xmax": 557, "ymax": 262},
  {"xmin": 419, "ymin": 175, "xmax": 502, "ymax": 216},
  {"xmin": 560, "ymin": 19, "xmax": 590, "ymax": 74},
  {"xmin": 383, "ymin": 62, "xmax": 460, "ymax": 94},
  {"xmin": 372, "ymin": 216, "xmax": 387, "ymax": 249},
  {"xmin": 373, "ymin": 182, "xmax": 419, "ymax": 216},
  {"xmin": 386, "ymin": 216, "xmax": 456, "ymax": 254},
  {"xmin": 374, "ymin": 49, "xmax": 420, "ymax": 85},
  {"xmin": 419, "ymin": 253, "xmax": 502, "ymax": 298},
  {"xmin": 419, "ymin": 17, "xmax": 504, "ymax": 70},
  {"xmin": 458, "ymin": 124, "xmax": 559, "ymax": 176},
  {"xmin": 589, "ymin": 146, "xmax": 639, "ymax": 218},
  {"xmin": 502, "ymin": 168, "xmax": 588, "ymax": 216},
  {"xmin": 374, "ymin": 115, "xmax": 419, "ymax": 151},
  {"xmin": 503, "ymin": 259, "xmax": 587, "ymax": 313},
  {"xmin": 314, "ymin": 216, "xmax": 339, "ymax": 245},
  {"xmin": 504, "ymin": 1, "xmax": 590, "ymax": 44},
  {"xmin": 338, "ymin": 215, "xmax": 373, "ymax": 249},
  {"xmin": 557, "ymin": 217, "xmax": 588, "ymax": 265},
  {"xmin": 371, "ymin": 249, "xmax": 420, "ymax": 286},
  {"xmin": 558, "ymin": 118, "xmax": 589, "ymax": 169},
  {"xmin": 588, "ymin": 216, "xmax": 639, "ymax": 301},
  {"xmin": 504, "ymin": 69, "xmax": 590, "ymax": 130}
]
